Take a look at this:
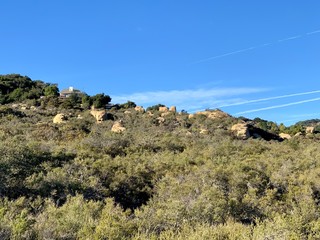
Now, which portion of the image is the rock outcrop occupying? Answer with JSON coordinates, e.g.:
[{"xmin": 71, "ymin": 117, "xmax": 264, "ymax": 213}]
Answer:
[
  {"xmin": 156, "ymin": 117, "xmax": 165, "ymax": 123},
  {"xmin": 111, "ymin": 121, "xmax": 126, "ymax": 133},
  {"xmin": 169, "ymin": 106, "xmax": 176, "ymax": 113},
  {"xmin": 147, "ymin": 111, "xmax": 154, "ymax": 117},
  {"xmin": 196, "ymin": 109, "xmax": 230, "ymax": 119},
  {"xmin": 135, "ymin": 106, "xmax": 145, "ymax": 113},
  {"xmin": 188, "ymin": 114, "xmax": 194, "ymax": 119},
  {"xmin": 279, "ymin": 133, "xmax": 291, "ymax": 140},
  {"xmin": 306, "ymin": 126, "xmax": 315, "ymax": 134},
  {"xmin": 231, "ymin": 123, "xmax": 250, "ymax": 139},
  {"xmin": 53, "ymin": 113, "xmax": 67, "ymax": 124},
  {"xmin": 159, "ymin": 106, "xmax": 169, "ymax": 112},
  {"xmin": 161, "ymin": 112, "xmax": 171, "ymax": 117},
  {"xmin": 200, "ymin": 128, "xmax": 208, "ymax": 134},
  {"xmin": 90, "ymin": 109, "xmax": 107, "ymax": 123}
]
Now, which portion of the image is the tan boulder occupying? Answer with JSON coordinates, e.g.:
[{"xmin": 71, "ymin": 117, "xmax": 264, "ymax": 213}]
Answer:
[
  {"xmin": 306, "ymin": 126, "xmax": 315, "ymax": 134},
  {"xmin": 111, "ymin": 121, "xmax": 126, "ymax": 133},
  {"xmin": 159, "ymin": 106, "xmax": 169, "ymax": 112},
  {"xmin": 195, "ymin": 111, "xmax": 205, "ymax": 115},
  {"xmin": 157, "ymin": 117, "xmax": 165, "ymax": 123},
  {"xmin": 279, "ymin": 133, "xmax": 291, "ymax": 140},
  {"xmin": 186, "ymin": 131, "xmax": 192, "ymax": 136},
  {"xmin": 169, "ymin": 106, "xmax": 176, "ymax": 113},
  {"xmin": 124, "ymin": 110, "xmax": 131, "ymax": 114},
  {"xmin": 200, "ymin": 128, "xmax": 208, "ymax": 134},
  {"xmin": 294, "ymin": 132, "xmax": 303, "ymax": 137},
  {"xmin": 196, "ymin": 109, "xmax": 230, "ymax": 119},
  {"xmin": 188, "ymin": 114, "xmax": 194, "ymax": 119},
  {"xmin": 147, "ymin": 111, "xmax": 154, "ymax": 117},
  {"xmin": 21, "ymin": 106, "xmax": 28, "ymax": 110},
  {"xmin": 134, "ymin": 106, "xmax": 145, "ymax": 113},
  {"xmin": 161, "ymin": 112, "xmax": 171, "ymax": 117},
  {"xmin": 53, "ymin": 113, "xmax": 67, "ymax": 124},
  {"xmin": 90, "ymin": 109, "xmax": 107, "ymax": 123},
  {"xmin": 231, "ymin": 123, "xmax": 250, "ymax": 139}
]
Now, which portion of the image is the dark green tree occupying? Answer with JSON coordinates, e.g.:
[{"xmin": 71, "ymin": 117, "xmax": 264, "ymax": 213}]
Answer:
[
  {"xmin": 146, "ymin": 104, "xmax": 165, "ymax": 112},
  {"xmin": 8, "ymin": 88, "xmax": 24, "ymax": 102},
  {"xmin": 119, "ymin": 101, "xmax": 136, "ymax": 109},
  {"xmin": 91, "ymin": 93, "xmax": 111, "ymax": 109},
  {"xmin": 81, "ymin": 95, "xmax": 92, "ymax": 109},
  {"xmin": 0, "ymin": 74, "xmax": 49, "ymax": 103},
  {"xmin": 60, "ymin": 93, "xmax": 81, "ymax": 109},
  {"xmin": 44, "ymin": 85, "xmax": 59, "ymax": 97}
]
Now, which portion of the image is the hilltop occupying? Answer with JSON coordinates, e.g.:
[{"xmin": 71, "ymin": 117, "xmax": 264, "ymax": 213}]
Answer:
[
  {"xmin": 0, "ymin": 74, "xmax": 316, "ymax": 136},
  {"xmin": 1, "ymin": 74, "xmax": 320, "ymax": 239}
]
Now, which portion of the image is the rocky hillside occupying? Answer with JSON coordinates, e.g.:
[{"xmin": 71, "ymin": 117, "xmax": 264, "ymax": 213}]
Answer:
[{"xmin": 1, "ymin": 74, "xmax": 320, "ymax": 239}]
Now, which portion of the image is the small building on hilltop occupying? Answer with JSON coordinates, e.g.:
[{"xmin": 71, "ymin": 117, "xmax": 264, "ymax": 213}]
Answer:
[{"xmin": 60, "ymin": 86, "xmax": 82, "ymax": 98}]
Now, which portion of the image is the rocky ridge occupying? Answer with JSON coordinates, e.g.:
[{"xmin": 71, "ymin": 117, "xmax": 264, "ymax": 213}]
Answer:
[{"xmin": 46, "ymin": 105, "xmax": 319, "ymax": 140}]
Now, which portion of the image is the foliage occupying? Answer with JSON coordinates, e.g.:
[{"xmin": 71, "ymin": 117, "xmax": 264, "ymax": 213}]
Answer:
[
  {"xmin": 1, "ymin": 74, "xmax": 320, "ymax": 238},
  {"xmin": 91, "ymin": 93, "xmax": 111, "ymax": 109},
  {"xmin": 253, "ymin": 117, "xmax": 279, "ymax": 133},
  {"xmin": 35, "ymin": 195, "xmax": 103, "ymax": 239},
  {"xmin": 60, "ymin": 93, "xmax": 82, "ymax": 109},
  {"xmin": 146, "ymin": 103, "xmax": 165, "ymax": 112},
  {"xmin": 119, "ymin": 100, "xmax": 137, "ymax": 109},
  {"xmin": 44, "ymin": 85, "xmax": 59, "ymax": 97},
  {"xmin": 81, "ymin": 94, "xmax": 92, "ymax": 109},
  {"xmin": 0, "ymin": 74, "xmax": 49, "ymax": 104}
]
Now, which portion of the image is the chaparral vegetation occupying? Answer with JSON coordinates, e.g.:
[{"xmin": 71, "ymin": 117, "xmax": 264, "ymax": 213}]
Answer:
[{"xmin": 1, "ymin": 74, "xmax": 320, "ymax": 239}]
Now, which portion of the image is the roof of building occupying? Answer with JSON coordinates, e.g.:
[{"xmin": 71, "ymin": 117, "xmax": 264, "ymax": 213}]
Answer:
[{"xmin": 60, "ymin": 87, "xmax": 82, "ymax": 94}]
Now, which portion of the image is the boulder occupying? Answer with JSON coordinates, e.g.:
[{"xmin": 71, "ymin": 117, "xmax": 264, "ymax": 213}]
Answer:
[
  {"xmin": 159, "ymin": 106, "xmax": 169, "ymax": 112},
  {"xmin": 200, "ymin": 128, "xmax": 208, "ymax": 134},
  {"xmin": 169, "ymin": 106, "xmax": 176, "ymax": 113},
  {"xmin": 188, "ymin": 114, "xmax": 195, "ymax": 119},
  {"xmin": 161, "ymin": 112, "xmax": 171, "ymax": 117},
  {"xmin": 124, "ymin": 110, "xmax": 131, "ymax": 114},
  {"xmin": 90, "ymin": 109, "xmax": 108, "ymax": 123},
  {"xmin": 294, "ymin": 132, "xmax": 303, "ymax": 137},
  {"xmin": 111, "ymin": 121, "xmax": 126, "ymax": 133},
  {"xmin": 231, "ymin": 123, "xmax": 250, "ymax": 139},
  {"xmin": 134, "ymin": 106, "xmax": 145, "ymax": 113},
  {"xmin": 147, "ymin": 111, "xmax": 154, "ymax": 117},
  {"xmin": 186, "ymin": 131, "xmax": 192, "ymax": 136},
  {"xmin": 279, "ymin": 133, "xmax": 291, "ymax": 140},
  {"xmin": 21, "ymin": 104, "xmax": 30, "ymax": 110},
  {"xmin": 53, "ymin": 113, "xmax": 67, "ymax": 124},
  {"xmin": 156, "ymin": 117, "xmax": 165, "ymax": 123},
  {"xmin": 306, "ymin": 126, "xmax": 315, "ymax": 134},
  {"xmin": 196, "ymin": 109, "xmax": 230, "ymax": 119}
]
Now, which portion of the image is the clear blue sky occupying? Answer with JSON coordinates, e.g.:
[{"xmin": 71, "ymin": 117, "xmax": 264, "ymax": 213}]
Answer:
[{"xmin": 1, "ymin": 1, "xmax": 320, "ymax": 125}]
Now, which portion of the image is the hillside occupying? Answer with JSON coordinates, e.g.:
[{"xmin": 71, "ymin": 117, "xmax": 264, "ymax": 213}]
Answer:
[{"xmin": 1, "ymin": 74, "xmax": 320, "ymax": 239}]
